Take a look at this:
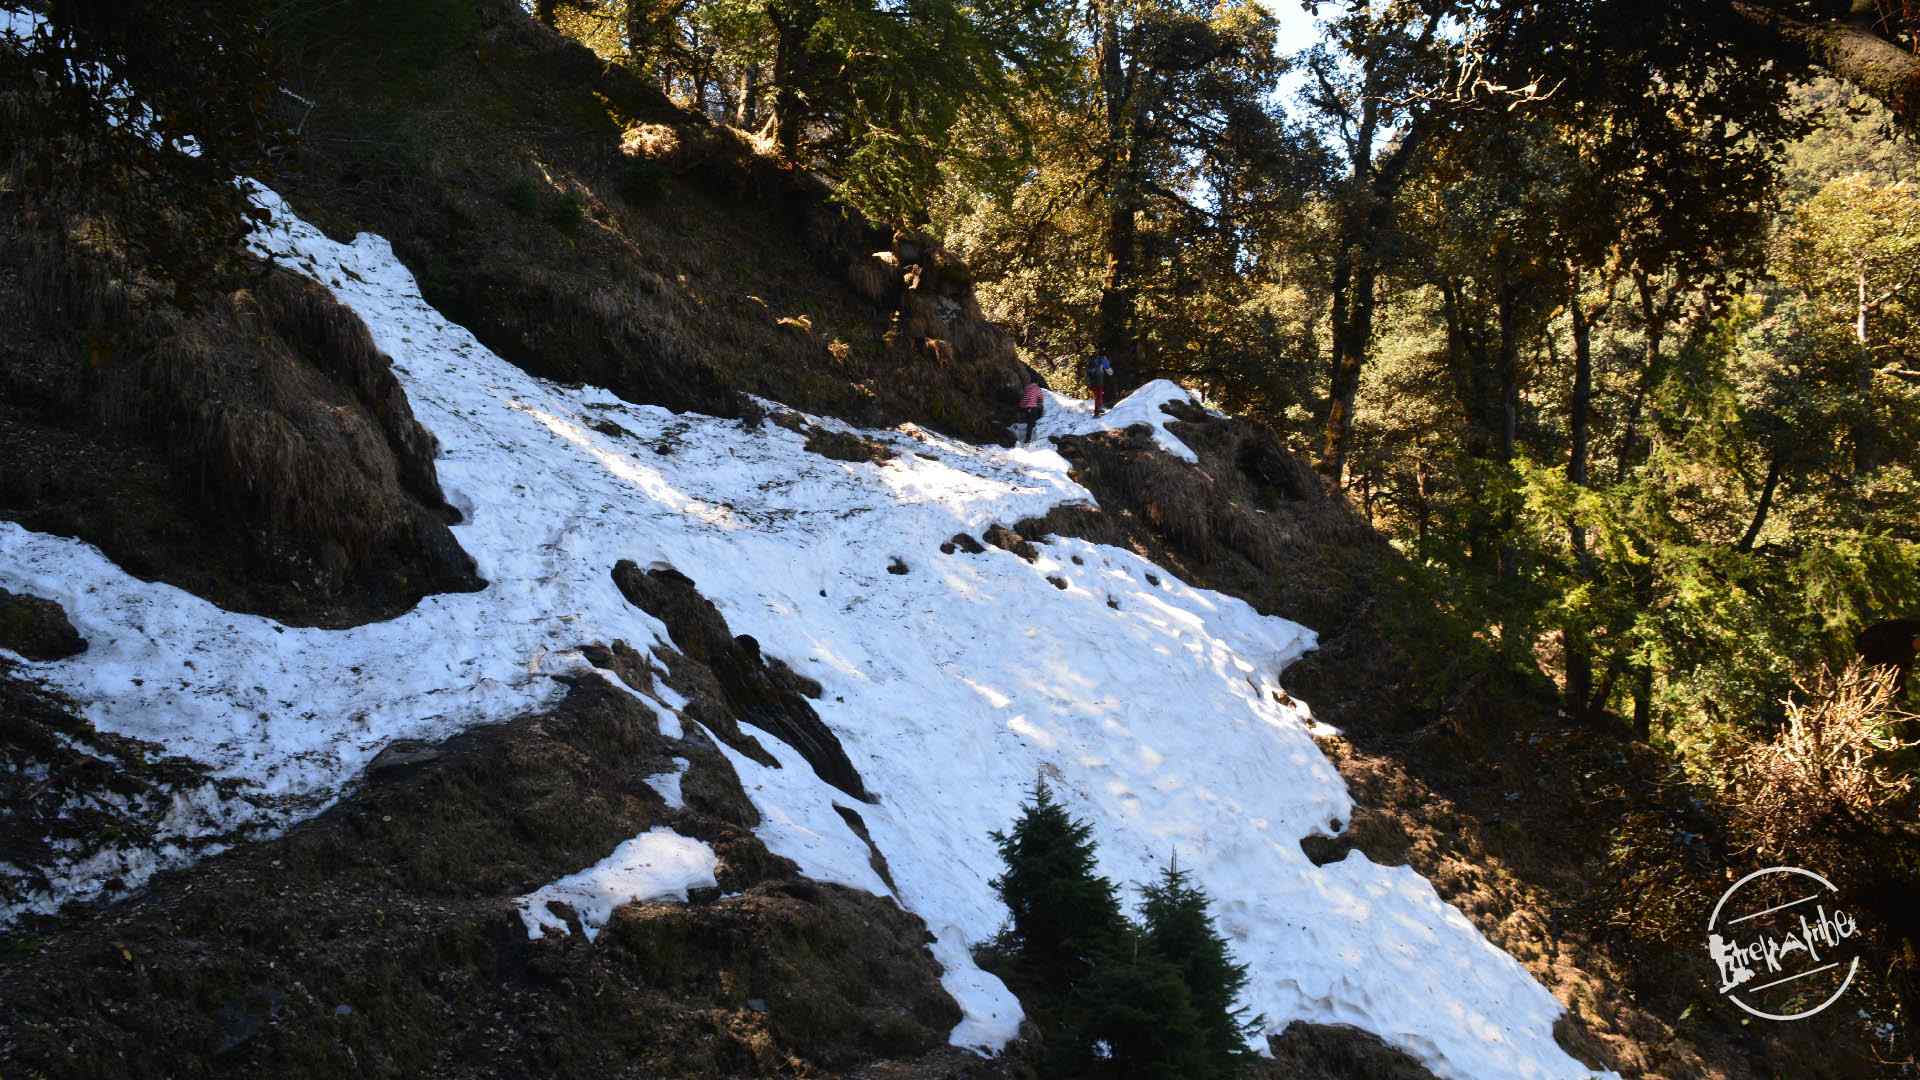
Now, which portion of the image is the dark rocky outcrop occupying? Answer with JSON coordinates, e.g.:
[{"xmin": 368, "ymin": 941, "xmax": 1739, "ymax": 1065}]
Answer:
[
  {"xmin": 0, "ymin": 588, "xmax": 86, "ymax": 661},
  {"xmin": 1265, "ymin": 1022, "xmax": 1441, "ymax": 1080},
  {"xmin": 612, "ymin": 560, "xmax": 872, "ymax": 802},
  {"xmin": 941, "ymin": 532, "xmax": 986, "ymax": 556},
  {"xmin": 803, "ymin": 426, "xmax": 895, "ymax": 464},
  {"xmin": 982, "ymin": 524, "xmax": 1037, "ymax": 563},
  {"xmin": 0, "ymin": 217, "xmax": 484, "ymax": 627},
  {"xmin": 580, "ymin": 638, "xmax": 657, "ymax": 694}
]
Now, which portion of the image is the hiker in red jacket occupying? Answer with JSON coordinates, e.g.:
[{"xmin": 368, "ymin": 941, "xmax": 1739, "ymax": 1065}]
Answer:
[{"xmin": 1019, "ymin": 375, "xmax": 1044, "ymax": 444}]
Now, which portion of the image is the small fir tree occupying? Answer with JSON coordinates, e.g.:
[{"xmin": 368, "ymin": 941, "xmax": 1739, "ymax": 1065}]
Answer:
[
  {"xmin": 1137, "ymin": 857, "xmax": 1263, "ymax": 1073},
  {"xmin": 1060, "ymin": 925, "xmax": 1205, "ymax": 1080},
  {"xmin": 988, "ymin": 777, "xmax": 1129, "ymax": 999}
]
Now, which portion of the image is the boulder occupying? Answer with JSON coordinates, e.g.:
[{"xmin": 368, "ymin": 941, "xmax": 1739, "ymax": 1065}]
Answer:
[{"xmin": 0, "ymin": 588, "xmax": 86, "ymax": 661}]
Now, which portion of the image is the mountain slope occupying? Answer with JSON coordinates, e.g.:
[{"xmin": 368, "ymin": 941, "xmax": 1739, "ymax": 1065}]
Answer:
[{"xmin": 0, "ymin": 184, "xmax": 1606, "ymax": 1080}]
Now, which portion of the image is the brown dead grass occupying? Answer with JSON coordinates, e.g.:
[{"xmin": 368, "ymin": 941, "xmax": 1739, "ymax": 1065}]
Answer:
[
  {"xmin": 268, "ymin": 0, "xmax": 1027, "ymax": 444},
  {"xmin": 0, "ymin": 158, "xmax": 479, "ymax": 625}
]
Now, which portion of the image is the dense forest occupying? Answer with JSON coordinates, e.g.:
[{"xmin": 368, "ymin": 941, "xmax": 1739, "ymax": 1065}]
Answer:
[{"xmin": 5, "ymin": 0, "xmax": 1920, "ymax": 1074}]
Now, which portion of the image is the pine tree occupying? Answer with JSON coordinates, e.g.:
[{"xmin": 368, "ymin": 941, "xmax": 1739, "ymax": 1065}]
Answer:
[
  {"xmin": 988, "ymin": 777, "xmax": 1129, "ymax": 1000},
  {"xmin": 1137, "ymin": 857, "xmax": 1263, "ymax": 1073},
  {"xmin": 1062, "ymin": 925, "xmax": 1205, "ymax": 1080}
]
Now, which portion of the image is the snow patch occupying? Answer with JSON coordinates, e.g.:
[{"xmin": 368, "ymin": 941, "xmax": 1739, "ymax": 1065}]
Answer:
[
  {"xmin": 0, "ymin": 183, "xmax": 1614, "ymax": 1078},
  {"xmin": 516, "ymin": 826, "xmax": 719, "ymax": 942},
  {"xmin": 645, "ymin": 757, "xmax": 691, "ymax": 810},
  {"xmin": 1025, "ymin": 378, "xmax": 1202, "ymax": 462}
]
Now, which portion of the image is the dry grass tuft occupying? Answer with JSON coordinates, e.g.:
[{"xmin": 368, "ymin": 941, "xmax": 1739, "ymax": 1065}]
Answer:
[
  {"xmin": 264, "ymin": 0, "xmax": 1032, "ymax": 442},
  {"xmin": 1, "ymin": 183, "xmax": 479, "ymax": 624},
  {"xmin": 621, "ymin": 122, "xmax": 682, "ymax": 163}
]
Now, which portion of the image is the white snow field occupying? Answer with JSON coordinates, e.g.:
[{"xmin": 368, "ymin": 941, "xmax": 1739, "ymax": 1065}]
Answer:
[{"xmin": 0, "ymin": 184, "xmax": 1610, "ymax": 1079}]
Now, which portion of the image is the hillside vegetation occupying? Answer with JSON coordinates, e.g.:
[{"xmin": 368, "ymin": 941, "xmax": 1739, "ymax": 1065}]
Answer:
[{"xmin": 2, "ymin": 1, "xmax": 1917, "ymax": 1078}]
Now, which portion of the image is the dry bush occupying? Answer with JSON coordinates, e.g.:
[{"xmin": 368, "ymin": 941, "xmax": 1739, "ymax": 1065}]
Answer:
[
  {"xmin": 846, "ymin": 252, "xmax": 899, "ymax": 304},
  {"xmin": 1728, "ymin": 660, "xmax": 1918, "ymax": 870},
  {"xmin": 620, "ymin": 122, "xmax": 682, "ymax": 163}
]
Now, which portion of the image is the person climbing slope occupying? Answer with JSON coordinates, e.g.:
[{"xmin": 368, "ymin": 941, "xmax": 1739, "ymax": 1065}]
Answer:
[
  {"xmin": 1086, "ymin": 352, "xmax": 1113, "ymax": 417},
  {"xmin": 1019, "ymin": 373, "xmax": 1044, "ymax": 444}
]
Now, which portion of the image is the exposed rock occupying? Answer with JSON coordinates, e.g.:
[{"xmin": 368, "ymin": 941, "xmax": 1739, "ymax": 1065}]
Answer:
[
  {"xmin": 982, "ymin": 524, "xmax": 1036, "ymax": 563},
  {"xmin": 887, "ymin": 558, "xmax": 909, "ymax": 575},
  {"xmin": 612, "ymin": 560, "xmax": 873, "ymax": 802},
  {"xmin": 0, "ymin": 588, "xmax": 86, "ymax": 661},
  {"xmin": 1266, "ymin": 1021, "xmax": 1441, "ymax": 1080},
  {"xmin": 804, "ymin": 426, "xmax": 894, "ymax": 464},
  {"xmin": 581, "ymin": 638, "xmax": 656, "ymax": 694},
  {"xmin": 833, "ymin": 803, "xmax": 899, "ymax": 894},
  {"xmin": 943, "ymin": 532, "xmax": 985, "ymax": 555},
  {"xmin": 766, "ymin": 655, "xmax": 823, "ymax": 700},
  {"xmin": 366, "ymin": 739, "xmax": 444, "ymax": 779},
  {"xmin": 1298, "ymin": 832, "xmax": 1355, "ymax": 867}
]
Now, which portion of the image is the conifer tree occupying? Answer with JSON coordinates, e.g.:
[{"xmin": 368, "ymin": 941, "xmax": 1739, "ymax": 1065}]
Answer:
[
  {"xmin": 1137, "ymin": 857, "xmax": 1262, "ymax": 1073},
  {"xmin": 1063, "ymin": 925, "xmax": 1205, "ymax": 1080},
  {"xmin": 988, "ymin": 777, "xmax": 1129, "ymax": 1000}
]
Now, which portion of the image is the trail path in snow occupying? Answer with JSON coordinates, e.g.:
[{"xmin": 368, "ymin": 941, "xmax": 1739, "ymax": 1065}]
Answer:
[{"xmin": 0, "ymin": 185, "xmax": 1610, "ymax": 1079}]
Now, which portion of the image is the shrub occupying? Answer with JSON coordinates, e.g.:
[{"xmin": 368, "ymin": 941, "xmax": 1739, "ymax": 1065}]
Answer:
[
  {"xmin": 1060, "ymin": 931, "xmax": 1205, "ymax": 1079},
  {"xmin": 619, "ymin": 157, "xmax": 670, "ymax": 206},
  {"xmin": 989, "ymin": 784, "xmax": 1260, "ymax": 1078},
  {"xmin": 546, "ymin": 190, "xmax": 587, "ymax": 232},
  {"xmin": 1137, "ymin": 861, "xmax": 1263, "ymax": 1073},
  {"xmin": 1725, "ymin": 660, "xmax": 1917, "ymax": 879},
  {"xmin": 988, "ymin": 778, "xmax": 1129, "ymax": 1001},
  {"xmin": 503, "ymin": 176, "xmax": 539, "ymax": 216}
]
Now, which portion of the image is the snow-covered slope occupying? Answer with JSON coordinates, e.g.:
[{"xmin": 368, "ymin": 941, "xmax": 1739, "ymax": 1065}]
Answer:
[
  {"xmin": 0, "ymin": 186, "xmax": 1607, "ymax": 1079},
  {"xmin": 1022, "ymin": 379, "xmax": 1202, "ymax": 462}
]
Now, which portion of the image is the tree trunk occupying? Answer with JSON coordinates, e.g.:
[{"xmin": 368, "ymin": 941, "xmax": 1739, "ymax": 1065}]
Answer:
[
  {"xmin": 1414, "ymin": 454, "xmax": 1432, "ymax": 547},
  {"xmin": 1497, "ymin": 281, "xmax": 1519, "ymax": 464},
  {"xmin": 1853, "ymin": 257, "xmax": 1881, "ymax": 473},
  {"xmin": 736, "ymin": 63, "xmax": 759, "ymax": 128},
  {"xmin": 1727, "ymin": 1, "xmax": 1920, "ymax": 130},
  {"xmin": 1566, "ymin": 286, "xmax": 1596, "ymax": 722},
  {"xmin": 1494, "ymin": 277, "xmax": 1522, "ymax": 579},
  {"xmin": 1442, "ymin": 276, "xmax": 1500, "ymax": 574},
  {"xmin": 1095, "ymin": 0, "xmax": 1139, "ymax": 387},
  {"xmin": 1631, "ymin": 661, "xmax": 1653, "ymax": 742},
  {"xmin": 769, "ymin": 1, "xmax": 818, "ymax": 161},
  {"xmin": 536, "ymin": 0, "xmax": 558, "ymax": 27},
  {"xmin": 1617, "ymin": 270, "xmax": 1670, "ymax": 482},
  {"xmin": 1321, "ymin": 254, "xmax": 1378, "ymax": 487},
  {"xmin": 1737, "ymin": 452, "xmax": 1783, "ymax": 552},
  {"xmin": 1316, "ymin": 100, "xmax": 1432, "ymax": 485}
]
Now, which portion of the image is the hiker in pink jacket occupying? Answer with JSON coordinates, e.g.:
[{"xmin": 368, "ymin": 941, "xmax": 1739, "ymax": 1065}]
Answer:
[{"xmin": 1018, "ymin": 375, "xmax": 1044, "ymax": 444}]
